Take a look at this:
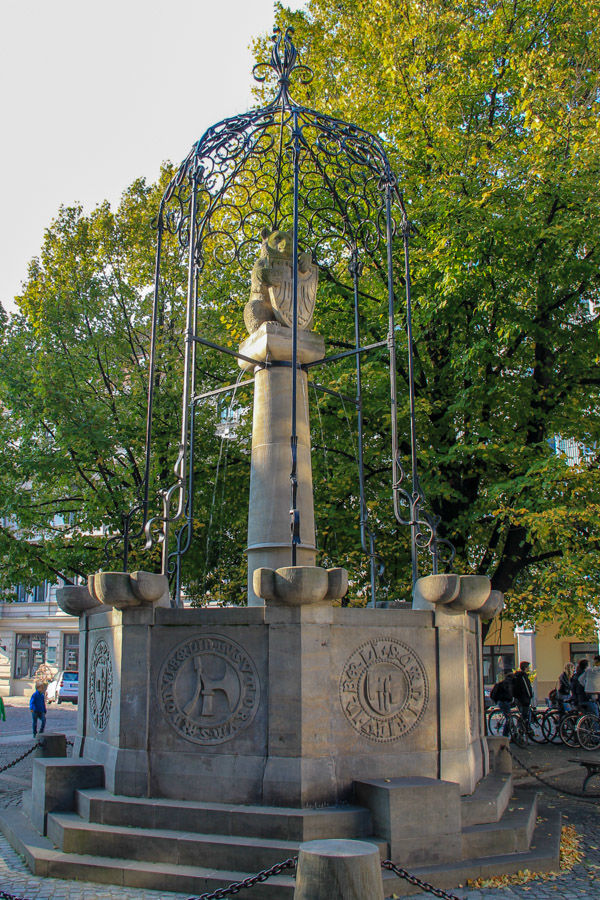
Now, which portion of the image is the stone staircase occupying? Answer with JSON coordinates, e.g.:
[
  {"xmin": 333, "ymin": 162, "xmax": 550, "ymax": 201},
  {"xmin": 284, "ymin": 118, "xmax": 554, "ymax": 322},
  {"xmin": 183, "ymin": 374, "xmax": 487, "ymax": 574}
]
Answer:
[{"xmin": 0, "ymin": 772, "xmax": 561, "ymax": 898}]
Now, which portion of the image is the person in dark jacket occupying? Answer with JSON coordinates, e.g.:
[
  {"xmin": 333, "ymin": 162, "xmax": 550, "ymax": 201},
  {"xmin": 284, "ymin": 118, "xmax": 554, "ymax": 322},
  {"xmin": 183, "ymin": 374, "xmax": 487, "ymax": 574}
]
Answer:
[
  {"xmin": 513, "ymin": 661, "xmax": 534, "ymax": 732},
  {"xmin": 571, "ymin": 660, "xmax": 589, "ymax": 708},
  {"xmin": 29, "ymin": 683, "xmax": 46, "ymax": 737},
  {"xmin": 556, "ymin": 661, "xmax": 575, "ymax": 715},
  {"xmin": 490, "ymin": 668, "xmax": 514, "ymax": 736}
]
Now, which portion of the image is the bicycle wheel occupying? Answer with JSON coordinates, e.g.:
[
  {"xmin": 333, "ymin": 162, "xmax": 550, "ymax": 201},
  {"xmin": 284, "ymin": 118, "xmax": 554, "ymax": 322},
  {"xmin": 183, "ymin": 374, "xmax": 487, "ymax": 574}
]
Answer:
[
  {"xmin": 529, "ymin": 709, "xmax": 546, "ymax": 743},
  {"xmin": 559, "ymin": 713, "xmax": 580, "ymax": 748},
  {"xmin": 576, "ymin": 715, "xmax": 600, "ymax": 751},
  {"xmin": 541, "ymin": 709, "xmax": 561, "ymax": 743},
  {"xmin": 510, "ymin": 713, "xmax": 527, "ymax": 748},
  {"xmin": 487, "ymin": 708, "xmax": 505, "ymax": 737}
]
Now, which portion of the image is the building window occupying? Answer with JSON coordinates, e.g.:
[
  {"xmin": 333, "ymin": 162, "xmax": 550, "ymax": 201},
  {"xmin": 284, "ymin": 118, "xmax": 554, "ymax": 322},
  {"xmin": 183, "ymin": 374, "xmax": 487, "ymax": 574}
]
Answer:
[
  {"xmin": 14, "ymin": 633, "xmax": 47, "ymax": 679},
  {"xmin": 570, "ymin": 642, "xmax": 599, "ymax": 665},
  {"xmin": 483, "ymin": 644, "xmax": 515, "ymax": 686},
  {"xmin": 63, "ymin": 634, "xmax": 79, "ymax": 670}
]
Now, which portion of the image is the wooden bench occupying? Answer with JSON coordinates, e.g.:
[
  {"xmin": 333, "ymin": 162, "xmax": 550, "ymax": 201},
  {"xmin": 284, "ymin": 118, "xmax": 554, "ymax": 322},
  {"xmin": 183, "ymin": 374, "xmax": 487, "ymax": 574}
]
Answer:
[{"xmin": 569, "ymin": 757, "xmax": 600, "ymax": 792}]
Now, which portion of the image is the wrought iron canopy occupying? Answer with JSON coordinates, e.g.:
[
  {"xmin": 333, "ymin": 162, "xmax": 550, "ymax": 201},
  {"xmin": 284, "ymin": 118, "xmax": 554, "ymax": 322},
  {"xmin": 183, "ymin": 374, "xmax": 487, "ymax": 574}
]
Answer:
[{"xmin": 113, "ymin": 26, "xmax": 454, "ymax": 605}]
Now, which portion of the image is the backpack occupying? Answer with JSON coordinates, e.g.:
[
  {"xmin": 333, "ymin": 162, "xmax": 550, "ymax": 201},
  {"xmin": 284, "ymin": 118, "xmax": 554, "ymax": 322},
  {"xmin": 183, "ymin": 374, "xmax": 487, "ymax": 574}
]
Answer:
[{"xmin": 490, "ymin": 676, "xmax": 513, "ymax": 703}]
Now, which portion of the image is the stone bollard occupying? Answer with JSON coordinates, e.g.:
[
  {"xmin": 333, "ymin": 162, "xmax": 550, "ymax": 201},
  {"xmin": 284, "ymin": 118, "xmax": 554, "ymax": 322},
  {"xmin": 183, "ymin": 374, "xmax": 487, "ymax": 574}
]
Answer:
[
  {"xmin": 33, "ymin": 733, "xmax": 67, "ymax": 758},
  {"xmin": 487, "ymin": 736, "xmax": 512, "ymax": 774},
  {"xmin": 293, "ymin": 839, "xmax": 385, "ymax": 900}
]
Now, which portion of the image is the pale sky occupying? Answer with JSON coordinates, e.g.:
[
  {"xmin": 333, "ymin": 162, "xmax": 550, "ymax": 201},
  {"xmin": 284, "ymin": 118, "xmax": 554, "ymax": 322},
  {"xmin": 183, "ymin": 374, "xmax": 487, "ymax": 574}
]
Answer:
[{"xmin": 0, "ymin": 0, "xmax": 307, "ymax": 312}]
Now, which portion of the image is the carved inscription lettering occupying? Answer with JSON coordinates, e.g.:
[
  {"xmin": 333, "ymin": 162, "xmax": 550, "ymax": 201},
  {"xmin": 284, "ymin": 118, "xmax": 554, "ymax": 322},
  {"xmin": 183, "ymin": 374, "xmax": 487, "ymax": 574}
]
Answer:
[
  {"xmin": 158, "ymin": 635, "xmax": 260, "ymax": 745},
  {"xmin": 89, "ymin": 639, "xmax": 113, "ymax": 732},
  {"xmin": 339, "ymin": 638, "xmax": 428, "ymax": 742}
]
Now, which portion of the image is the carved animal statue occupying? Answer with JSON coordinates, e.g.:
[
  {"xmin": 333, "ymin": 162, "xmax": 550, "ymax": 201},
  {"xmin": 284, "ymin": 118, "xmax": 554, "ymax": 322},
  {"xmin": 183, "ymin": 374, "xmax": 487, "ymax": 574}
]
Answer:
[{"xmin": 243, "ymin": 228, "xmax": 318, "ymax": 334}]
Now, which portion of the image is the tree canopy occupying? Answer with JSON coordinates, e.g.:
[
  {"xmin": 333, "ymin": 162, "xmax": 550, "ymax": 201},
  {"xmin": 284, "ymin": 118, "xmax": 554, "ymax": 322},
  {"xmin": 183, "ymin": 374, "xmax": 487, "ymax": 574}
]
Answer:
[{"xmin": 1, "ymin": 0, "xmax": 599, "ymax": 632}]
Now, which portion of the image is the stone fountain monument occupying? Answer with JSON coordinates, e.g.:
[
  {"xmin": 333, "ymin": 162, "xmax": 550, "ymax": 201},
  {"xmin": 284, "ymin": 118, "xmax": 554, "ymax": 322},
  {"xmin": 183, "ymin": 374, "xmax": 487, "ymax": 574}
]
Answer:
[{"xmin": 0, "ymin": 28, "xmax": 560, "ymax": 899}]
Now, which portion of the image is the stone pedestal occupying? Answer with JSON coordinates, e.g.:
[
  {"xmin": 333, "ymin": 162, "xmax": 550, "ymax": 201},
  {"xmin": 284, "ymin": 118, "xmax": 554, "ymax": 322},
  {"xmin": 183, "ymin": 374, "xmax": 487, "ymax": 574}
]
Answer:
[
  {"xmin": 238, "ymin": 322, "xmax": 325, "ymax": 605},
  {"xmin": 75, "ymin": 601, "xmax": 487, "ymax": 803}
]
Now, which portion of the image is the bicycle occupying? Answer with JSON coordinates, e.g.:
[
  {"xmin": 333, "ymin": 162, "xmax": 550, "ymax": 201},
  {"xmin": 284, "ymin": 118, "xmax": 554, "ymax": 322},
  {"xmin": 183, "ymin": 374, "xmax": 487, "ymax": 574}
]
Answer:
[
  {"xmin": 576, "ymin": 713, "xmax": 600, "ymax": 751},
  {"xmin": 487, "ymin": 706, "xmax": 527, "ymax": 747},
  {"xmin": 487, "ymin": 704, "xmax": 549, "ymax": 744}
]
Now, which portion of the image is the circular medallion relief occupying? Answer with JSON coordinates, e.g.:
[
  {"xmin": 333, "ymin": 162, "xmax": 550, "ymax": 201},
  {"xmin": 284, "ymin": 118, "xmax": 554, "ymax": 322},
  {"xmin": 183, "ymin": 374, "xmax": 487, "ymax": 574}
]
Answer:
[
  {"xmin": 339, "ymin": 637, "xmax": 429, "ymax": 742},
  {"xmin": 88, "ymin": 639, "xmax": 113, "ymax": 732},
  {"xmin": 158, "ymin": 634, "xmax": 260, "ymax": 745}
]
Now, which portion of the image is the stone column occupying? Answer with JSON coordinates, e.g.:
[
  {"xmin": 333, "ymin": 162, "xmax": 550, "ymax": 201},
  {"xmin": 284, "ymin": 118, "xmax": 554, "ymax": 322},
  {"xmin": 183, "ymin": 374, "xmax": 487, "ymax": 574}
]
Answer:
[{"xmin": 239, "ymin": 322, "xmax": 325, "ymax": 605}]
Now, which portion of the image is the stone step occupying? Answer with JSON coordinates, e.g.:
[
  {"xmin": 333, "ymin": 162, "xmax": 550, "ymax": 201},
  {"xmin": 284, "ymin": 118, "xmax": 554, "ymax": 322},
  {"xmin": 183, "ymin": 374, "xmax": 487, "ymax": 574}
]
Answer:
[
  {"xmin": 461, "ymin": 792, "xmax": 538, "ymax": 858},
  {"xmin": 75, "ymin": 787, "xmax": 371, "ymax": 841},
  {"xmin": 381, "ymin": 804, "xmax": 561, "ymax": 896},
  {"xmin": 48, "ymin": 812, "xmax": 301, "ymax": 872},
  {"xmin": 0, "ymin": 803, "xmax": 561, "ymax": 899},
  {"xmin": 0, "ymin": 808, "xmax": 296, "ymax": 899},
  {"xmin": 460, "ymin": 773, "xmax": 513, "ymax": 826}
]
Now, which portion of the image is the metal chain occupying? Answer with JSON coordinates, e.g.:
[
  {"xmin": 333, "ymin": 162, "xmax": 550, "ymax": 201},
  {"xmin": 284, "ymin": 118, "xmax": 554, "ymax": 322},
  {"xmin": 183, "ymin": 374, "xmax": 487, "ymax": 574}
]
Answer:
[
  {"xmin": 508, "ymin": 747, "xmax": 600, "ymax": 801},
  {"xmin": 188, "ymin": 857, "xmax": 297, "ymax": 899},
  {"xmin": 382, "ymin": 860, "xmax": 463, "ymax": 900},
  {"xmin": 0, "ymin": 744, "xmax": 39, "ymax": 775}
]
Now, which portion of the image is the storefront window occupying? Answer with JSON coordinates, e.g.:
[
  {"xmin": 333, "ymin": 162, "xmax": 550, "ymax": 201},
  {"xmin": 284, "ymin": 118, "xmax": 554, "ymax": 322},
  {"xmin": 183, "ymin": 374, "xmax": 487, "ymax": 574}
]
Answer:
[
  {"xmin": 14, "ymin": 633, "xmax": 47, "ymax": 678},
  {"xmin": 570, "ymin": 642, "xmax": 599, "ymax": 665},
  {"xmin": 483, "ymin": 644, "xmax": 515, "ymax": 686},
  {"xmin": 63, "ymin": 633, "xmax": 79, "ymax": 670}
]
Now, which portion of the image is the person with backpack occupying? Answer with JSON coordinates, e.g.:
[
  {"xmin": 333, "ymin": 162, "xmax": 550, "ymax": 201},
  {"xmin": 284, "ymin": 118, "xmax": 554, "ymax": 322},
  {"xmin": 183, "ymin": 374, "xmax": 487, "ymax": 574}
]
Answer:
[{"xmin": 490, "ymin": 668, "xmax": 514, "ymax": 737}]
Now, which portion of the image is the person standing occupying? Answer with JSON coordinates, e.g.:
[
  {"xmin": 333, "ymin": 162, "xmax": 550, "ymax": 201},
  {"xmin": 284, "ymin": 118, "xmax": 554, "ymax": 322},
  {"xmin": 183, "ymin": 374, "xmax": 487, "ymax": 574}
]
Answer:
[
  {"xmin": 556, "ymin": 661, "xmax": 575, "ymax": 715},
  {"xmin": 572, "ymin": 659, "xmax": 589, "ymax": 708},
  {"xmin": 29, "ymin": 683, "xmax": 46, "ymax": 738},
  {"xmin": 513, "ymin": 661, "xmax": 534, "ymax": 733},
  {"xmin": 490, "ymin": 668, "xmax": 515, "ymax": 737},
  {"xmin": 580, "ymin": 655, "xmax": 600, "ymax": 716}
]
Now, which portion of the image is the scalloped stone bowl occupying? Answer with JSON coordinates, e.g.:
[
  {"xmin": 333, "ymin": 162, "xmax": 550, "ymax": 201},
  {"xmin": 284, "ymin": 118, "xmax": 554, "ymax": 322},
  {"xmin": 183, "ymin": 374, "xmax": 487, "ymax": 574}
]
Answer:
[
  {"xmin": 477, "ymin": 588, "xmax": 504, "ymax": 620},
  {"xmin": 55, "ymin": 585, "xmax": 101, "ymax": 617},
  {"xmin": 253, "ymin": 565, "xmax": 347, "ymax": 606},
  {"xmin": 413, "ymin": 574, "xmax": 460, "ymax": 609},
  {"xmin": 444, "ymin": 574, "xmax": 491, "ymax": 613},
  {"xmin": 88, "ymin": 571, "xmax": 169, "ymax": 610}
]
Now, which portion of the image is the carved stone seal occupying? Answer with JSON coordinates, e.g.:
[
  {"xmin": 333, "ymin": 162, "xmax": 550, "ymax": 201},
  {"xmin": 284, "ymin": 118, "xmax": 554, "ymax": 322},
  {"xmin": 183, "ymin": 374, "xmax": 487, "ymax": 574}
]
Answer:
[
  {"xmin": 339, "ymin": 637, "xmax": 428, "ymax": 742},
  {"xmin": 158, "ymin": 634, "xmax": 260, "ymax": 745},
  {"xmin": 88, "ymin": 639, "xmax": 113, "ymax": 732}
]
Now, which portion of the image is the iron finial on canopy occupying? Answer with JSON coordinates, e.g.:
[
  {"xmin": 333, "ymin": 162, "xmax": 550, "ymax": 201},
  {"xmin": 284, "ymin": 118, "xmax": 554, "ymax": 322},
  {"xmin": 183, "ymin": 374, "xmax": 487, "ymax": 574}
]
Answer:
[{"xmin": 252, "ymin": 26, "xmax": 313, "ymax": 105}]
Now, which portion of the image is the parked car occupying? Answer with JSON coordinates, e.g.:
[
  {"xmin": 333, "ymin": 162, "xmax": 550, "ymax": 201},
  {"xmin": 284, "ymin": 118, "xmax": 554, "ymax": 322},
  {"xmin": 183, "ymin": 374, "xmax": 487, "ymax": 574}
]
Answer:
[{"xmin": 46, "ymin": 670, "xmax": 78, "ymax": 704}]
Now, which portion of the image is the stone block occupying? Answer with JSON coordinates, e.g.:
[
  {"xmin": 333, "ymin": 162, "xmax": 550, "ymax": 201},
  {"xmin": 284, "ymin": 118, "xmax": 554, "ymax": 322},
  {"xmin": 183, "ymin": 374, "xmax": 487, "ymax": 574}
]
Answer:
[
  {"xmin": 355, "ymin": 776, "xmax": 462, "ymax": 866},
  {"xmin": 294, "ymin": 839, "xmax": 384, "ymax": 900},
  {"xmin": 487, "ymin": 736, "xmax": 512, "ymax": 774},
  {"xmin": 33, "ymin": 733, "xmax": 67, "ymax": 758},
  {"xmin": 31, "ymin": 759, "xmax": 104, "ymax": 835}
]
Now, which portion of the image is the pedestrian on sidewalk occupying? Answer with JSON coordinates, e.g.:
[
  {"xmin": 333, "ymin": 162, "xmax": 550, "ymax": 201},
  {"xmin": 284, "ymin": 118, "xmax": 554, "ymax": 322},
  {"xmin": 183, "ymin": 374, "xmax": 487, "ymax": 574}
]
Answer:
[{"xmin": 29, "ymin": 683, "xmax": 46, "ymax": 737}]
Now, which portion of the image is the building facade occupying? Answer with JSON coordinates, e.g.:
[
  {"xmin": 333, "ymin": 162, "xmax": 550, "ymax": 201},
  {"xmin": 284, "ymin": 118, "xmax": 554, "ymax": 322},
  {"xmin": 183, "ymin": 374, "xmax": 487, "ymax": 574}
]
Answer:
[
  {"xmin": 0, "ymin": 581, "xmax": 78, "ymax": 697},
  {"xmin": 483, "ymin": 617, "xmax": 599, "ymax": 701}
]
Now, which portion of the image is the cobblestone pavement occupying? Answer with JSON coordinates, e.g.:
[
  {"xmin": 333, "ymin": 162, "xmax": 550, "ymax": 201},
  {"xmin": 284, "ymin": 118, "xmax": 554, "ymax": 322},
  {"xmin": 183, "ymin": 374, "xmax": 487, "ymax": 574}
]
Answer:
[{"xmin": 1, "ymin": 733, "xmax": 600, "ymax": 900}]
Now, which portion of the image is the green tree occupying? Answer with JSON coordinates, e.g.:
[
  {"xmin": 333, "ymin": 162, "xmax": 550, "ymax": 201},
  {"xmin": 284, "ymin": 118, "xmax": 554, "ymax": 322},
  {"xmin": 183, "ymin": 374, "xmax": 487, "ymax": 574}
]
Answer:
[{"xmin": 252, "ymin": 0, "xmax": 600, "ymax": 630}]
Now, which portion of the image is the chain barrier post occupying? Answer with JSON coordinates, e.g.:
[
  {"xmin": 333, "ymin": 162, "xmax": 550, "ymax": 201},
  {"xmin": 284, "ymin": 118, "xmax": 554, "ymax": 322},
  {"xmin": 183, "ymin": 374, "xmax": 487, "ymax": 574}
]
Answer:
[{"xmin": 294, "ymin": 839, "xmax": 384, "ymax": 900}]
